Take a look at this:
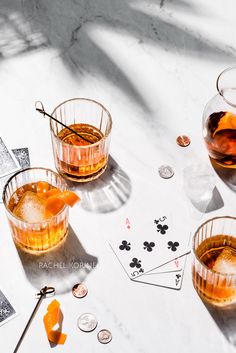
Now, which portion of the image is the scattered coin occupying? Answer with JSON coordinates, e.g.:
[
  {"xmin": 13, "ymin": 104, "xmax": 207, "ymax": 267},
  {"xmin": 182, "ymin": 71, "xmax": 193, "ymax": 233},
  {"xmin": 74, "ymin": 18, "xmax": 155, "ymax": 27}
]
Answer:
[
  {"xmin": 97, "ymin": 329, "xmax": 112, "ymax": 344},
  {"xmin": 72, "ymin": 283, "xmax": 88, "ymax": 298},
  {"xmin": 176, "ymin": 135, "xmax": 191, "ymax": 147},
  {"xmin": 158, "ymin": 165, "xmax": 174, "ymax": 179},
  {"xmin": 77, "ymin": 313, "xmax": 98, "ymax": 332}
]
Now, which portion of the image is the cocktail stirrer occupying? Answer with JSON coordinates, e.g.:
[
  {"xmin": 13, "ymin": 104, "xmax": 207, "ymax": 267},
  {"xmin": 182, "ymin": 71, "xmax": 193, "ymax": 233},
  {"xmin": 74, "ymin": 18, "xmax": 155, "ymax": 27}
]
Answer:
[
  {"xmin": 35, "ymin": 101, "xmax": 92, "ymax": 144},
  {"xmin": 13, "ymin": 286, "xmax": 55, "ymax": 353}
]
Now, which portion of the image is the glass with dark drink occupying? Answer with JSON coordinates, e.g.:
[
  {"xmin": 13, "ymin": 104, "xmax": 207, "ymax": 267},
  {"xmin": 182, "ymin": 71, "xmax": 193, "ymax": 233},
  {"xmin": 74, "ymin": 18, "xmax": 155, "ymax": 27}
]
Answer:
[{"xmin": 203, "ymin": 67, "xmax": 236, "ymax": 167}]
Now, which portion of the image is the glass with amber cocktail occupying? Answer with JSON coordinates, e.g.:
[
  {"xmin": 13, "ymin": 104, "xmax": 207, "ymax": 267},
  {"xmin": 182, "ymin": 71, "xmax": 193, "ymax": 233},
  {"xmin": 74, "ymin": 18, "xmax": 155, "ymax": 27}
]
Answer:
[
  {"xmin": 3, "ymin": 167, "xmax": 79, "ymax": 253},
  {"xmin": 192, "ymin": 216, "xmax": 236, "ymax": 306},
  {"xmin": 50, "ymin": 98, "xmax": 112, "ymax": 182}
]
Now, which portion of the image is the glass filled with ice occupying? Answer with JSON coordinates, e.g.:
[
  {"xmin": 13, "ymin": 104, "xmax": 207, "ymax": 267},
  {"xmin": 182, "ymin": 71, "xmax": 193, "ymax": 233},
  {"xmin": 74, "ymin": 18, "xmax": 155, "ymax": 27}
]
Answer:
[
  {"xmin": 192, "ymin": 216, "xmax": 236, "ymax": 306},
  {"xmin": 2, "ymin": 167, "xmax": 79, "ymax": 253}
]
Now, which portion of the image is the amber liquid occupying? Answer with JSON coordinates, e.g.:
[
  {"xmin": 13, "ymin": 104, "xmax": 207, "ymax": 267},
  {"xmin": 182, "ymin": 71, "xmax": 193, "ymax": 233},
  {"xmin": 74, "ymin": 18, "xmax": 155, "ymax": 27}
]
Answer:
[
  {"xmin": 205, "ymin": 111, "xmax": 236, "ymax": 167},
  {"xmin": 57, "ymin": 123, "xmax": 107, "ymax": 181},
  {"xmin": 8, "ymin": 183, "xmax": 68, "ymax": 253},
  {"xmin": 193, "ymin": 235, "xmax": 236, "ymax": 305}
]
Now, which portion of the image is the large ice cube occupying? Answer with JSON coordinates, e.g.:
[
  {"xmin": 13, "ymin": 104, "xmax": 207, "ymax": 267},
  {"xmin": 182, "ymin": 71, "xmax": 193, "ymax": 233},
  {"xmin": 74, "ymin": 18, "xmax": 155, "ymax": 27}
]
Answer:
[
  {"xmin": 13, "ymin": 191, "xmax": 46, "ymax": 222},
  {"xmin": 212, "ymin": 247, "xmax": 236, "ymax": 274},
  {"xmin": 183, "ymin": 164, "xmax": 216, "ymax": 203}
]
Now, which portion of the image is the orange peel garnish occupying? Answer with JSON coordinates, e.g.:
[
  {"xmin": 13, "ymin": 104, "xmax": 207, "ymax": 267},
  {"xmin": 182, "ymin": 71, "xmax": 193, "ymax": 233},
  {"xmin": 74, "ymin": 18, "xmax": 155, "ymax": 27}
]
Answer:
[
  {"xmin": 213, "ymin": 112, "xmax": 236, "ymax": 136},
  {"xmin": 43, "ymin": 299, "xmax": 67, "ymax": 345},
  {"xmin": 45, "ymin": 198, "xmax": 65, "ymax": 218},
  {"xmin": 50, "ymin": 190, "xmax": 80, "ymax": 207},
  {"xmin": 36, "ymin": 181, "xmax": 50, "ymax": 194},
  {"xmin": 39, "ymin": 188, "xmax": 61, "ymax": 200},
  {"xmin": 45, "ymin": 190, "xmax": 80, "ymax": 217}
]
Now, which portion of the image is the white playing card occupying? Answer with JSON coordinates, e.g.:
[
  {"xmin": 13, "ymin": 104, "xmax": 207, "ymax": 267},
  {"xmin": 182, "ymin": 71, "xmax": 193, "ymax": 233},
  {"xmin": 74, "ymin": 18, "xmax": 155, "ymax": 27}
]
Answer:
[
  {"xmin": 0, "ymin": 137, "xmax": 20, "ymax": 177},
  {"xmin": 136, "ymin": 231, "xmax": 191, "ymax": 289},
  {"xmin": 133, "ymin": 267, "xmax": 184, "ymax": 289},
  {"xmin": 123, "ymin": 216, "xmax": 186, "ymax": 273},
  {"xmin": 0, "ymin": 288, "xmax": 18, "ymax": 326},
  {"xmin": 108, "ymin": 175, "xmax": 192, "ymax": 289},
  {"xmin": 109, "ymin": 209, "xmax": 190, "ymax": 280},
  {"xmin": 0, "ymin": 147, "xmax": 30, "ymax": 203},
  {"xmin": 133, "ymin": 251, "xmax": 189, "ymax": 289},
  {"xmin": 149, "ymin": 254, "xmax": 185, "ymax": 273},
  {"xmin": 12, "ymin": 148, "xmax": 30, "ymax": 170}
]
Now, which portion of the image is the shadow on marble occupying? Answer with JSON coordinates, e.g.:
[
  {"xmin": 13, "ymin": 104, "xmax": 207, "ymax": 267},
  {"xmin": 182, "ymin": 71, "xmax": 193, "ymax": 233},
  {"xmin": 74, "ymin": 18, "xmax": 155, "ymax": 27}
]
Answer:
[
  {"xmin": 203, "ymin": 300, "xmax": 236, "ymax": 346},
  {"xmin": 160, "ymin": 0, "xmax": 201, "ymax": 12},
  {"xmin": 16, "ymin": 225, "xmax": 98, "ymax": 294},
  {"xmin": 1, "ymin": 0, "xmax": 236, "ymax": 112},
  {"xmin": 0, "ymin": 0, "xmax": 47, "ymax": 58},
  {"xmin": 66, "ymin": 156, "xmax": 132, "ymax": 213},
  {"xmin": 26, "ymin": 1, "xmax": 236, "ymax": 62},
  {"xmin": 210, "ymin": 158, "xmax": 236, "ymax": 193}
]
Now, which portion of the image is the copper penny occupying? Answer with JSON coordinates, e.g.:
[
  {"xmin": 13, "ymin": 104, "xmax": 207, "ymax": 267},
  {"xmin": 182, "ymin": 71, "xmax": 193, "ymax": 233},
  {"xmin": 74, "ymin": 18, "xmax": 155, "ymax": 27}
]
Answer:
[
  {"xmin": 72, "ymin": 283, "xmax": 88, "ymax": 298},
  {"xmin": 176, "ymin": 135, "xmax": 191, "ymax": 147}
]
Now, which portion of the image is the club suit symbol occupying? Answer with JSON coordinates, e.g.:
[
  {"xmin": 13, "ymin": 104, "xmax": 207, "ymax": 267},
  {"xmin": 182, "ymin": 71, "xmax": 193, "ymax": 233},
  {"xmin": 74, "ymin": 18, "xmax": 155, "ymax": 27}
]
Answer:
[
  {"xmin": 119, "ymin": 240, "xmax": 131, "ymax": 251},
  {"xmin": 130, "ymin": 258, "xmax": 142, "ymax": 268},
  {"xmin": 156, "ymin": 224, "xmax": 168, "ymax": 234},
  {"xmin": 167, "ymin": 241, "xmax": 179, "ymax": 251},
  {"xmin": 143, "ymin": 241, "xmax": 155, "ymax": 252}
]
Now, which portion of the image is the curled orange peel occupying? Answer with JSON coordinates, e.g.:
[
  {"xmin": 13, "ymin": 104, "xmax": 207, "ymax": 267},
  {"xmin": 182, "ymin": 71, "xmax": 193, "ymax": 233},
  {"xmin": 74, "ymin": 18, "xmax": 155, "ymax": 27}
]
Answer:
[
  {"xmin": 38, "ymin": 188, "xmax": 61, "ymax": 200},
  {"xmin": 49, "ymin": 190, "xmax": 81, "ymax": 207},
  {"xmin": 36, "ymin": 181, "xmax": 50, "ymax": 194},
  {"xmin": 45, "ymin": 190, "xmax": 80, "ymax": 217},
  {"xmin": 43, "ymin": 299, "xmax": 67, "ymax": 345},
  {"xmin": 213, "ymin": 112, "xmax": 236, "ymax": 136}
]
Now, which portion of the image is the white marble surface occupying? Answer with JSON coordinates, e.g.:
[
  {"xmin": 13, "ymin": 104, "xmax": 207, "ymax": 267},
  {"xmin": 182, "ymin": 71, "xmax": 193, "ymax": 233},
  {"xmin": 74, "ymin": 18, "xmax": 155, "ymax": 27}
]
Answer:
[{"xmin": 1, "ymin": 0, "xmax": 236, "ymax": 352}]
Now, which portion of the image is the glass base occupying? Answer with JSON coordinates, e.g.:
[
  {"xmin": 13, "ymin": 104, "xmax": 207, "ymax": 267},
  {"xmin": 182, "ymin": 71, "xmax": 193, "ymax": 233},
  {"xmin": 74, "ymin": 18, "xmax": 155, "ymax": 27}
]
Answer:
[
  {"xmin": 57, "ymin": 164, "xmax": 108, "ymax": 183},
  {"xmin": 13, "ymin": 229, "xmax": 68, "ymax": 255},
  {"xmin": 210, "ymin": 156, "xmax": 236, "ymax": 169},
  {"xmin": 193, "ymin": 281, "xmax": 236, "ymax": 307}
]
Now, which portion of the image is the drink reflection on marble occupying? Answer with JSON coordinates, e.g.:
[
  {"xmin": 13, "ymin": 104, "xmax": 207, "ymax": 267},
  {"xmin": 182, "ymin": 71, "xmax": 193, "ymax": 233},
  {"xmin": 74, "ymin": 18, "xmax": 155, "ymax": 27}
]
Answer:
[
  {"xmin": 3, "ymin": 168, "xmax": 69, "ymax": 253},
  {"xmin": 203, "ymin": 67, "xmax": 236, "ymax": 168},
  {"xmin": 192, "ymin": 216, "xmax": 236, "ymax": 306},
  {"xmin": 50, "ymin": 98, "xmax": 112, "ymax": 182}
]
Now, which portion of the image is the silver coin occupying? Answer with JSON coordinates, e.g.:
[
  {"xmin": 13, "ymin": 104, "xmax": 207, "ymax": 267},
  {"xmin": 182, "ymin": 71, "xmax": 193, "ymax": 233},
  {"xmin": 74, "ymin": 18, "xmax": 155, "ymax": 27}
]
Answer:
[
  {"xmin": 158, "ymin": 165, "xmax": 174, "ymax": 179},
  {"xmin": 72, "ymin": 283, "xmax": 88, "ymax": 298},
  {"xmin": 77, "ymin": 313, "xmax": 98, "ymax": 332},
  {"xmin": 97, "ymin": 329, "xmax": 112, "ymax": 344}
]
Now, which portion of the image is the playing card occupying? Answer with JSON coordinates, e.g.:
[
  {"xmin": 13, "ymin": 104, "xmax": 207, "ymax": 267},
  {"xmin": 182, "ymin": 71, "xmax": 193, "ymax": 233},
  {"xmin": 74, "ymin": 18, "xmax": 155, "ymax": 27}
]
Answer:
[
  {"xmin": 109, "ymin": 211, "xmax": 190, "ymax": 280},
  {"xmin": 149, "ymin": 254, "xmax": 185, "ymax": 273},
  {"xmin": 0, "ymin": 288, "xmax": 18, "ymax": 326},
  {"xmin": 12, "ymin": 148, "xmax": 30, "ymax": 169},
  {"xmin": 0, "ymin": 137, "xmax": 20, "ymax": 177},
  {"xmin": 0, "ymin": 147, "xmax": 30, "ymax": 202},
  {"xmin": 135, "ymin": 232, "xmax": 192, "ymax": 290},
  {"xmin": 134, "ymin": 268, "xmax": 184, "ymax": 290},
  {"xmin": 107, "ymin": 175, "xmax": 192, "ymax": 290}
]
